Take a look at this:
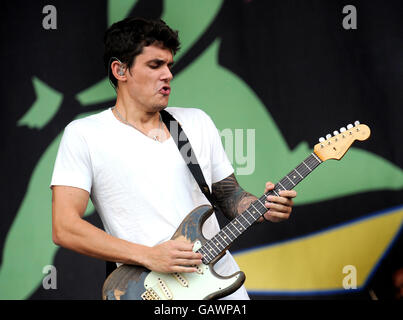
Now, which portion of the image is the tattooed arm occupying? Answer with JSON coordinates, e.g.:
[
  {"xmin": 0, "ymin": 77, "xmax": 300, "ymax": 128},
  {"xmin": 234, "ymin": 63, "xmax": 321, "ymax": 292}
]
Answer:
[
  {"xmin": 212, "ymin": 173, "xmax": 256, "ymax": 220},
  {"xmin": 212, "ymin": 173, "xmax": 297, "ymax": 223}
]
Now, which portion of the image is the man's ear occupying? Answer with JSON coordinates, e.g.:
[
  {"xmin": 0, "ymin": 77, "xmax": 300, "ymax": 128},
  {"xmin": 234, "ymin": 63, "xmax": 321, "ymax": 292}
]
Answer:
[{"xmin": 111, "ymin": 60, "xmax": 127, "ymax": 82}]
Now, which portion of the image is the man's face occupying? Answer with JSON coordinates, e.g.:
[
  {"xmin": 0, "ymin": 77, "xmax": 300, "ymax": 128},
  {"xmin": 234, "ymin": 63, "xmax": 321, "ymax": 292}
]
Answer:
[{"xmin": 124, "ymin": 42, "xmax": 174, "ymax": 112}]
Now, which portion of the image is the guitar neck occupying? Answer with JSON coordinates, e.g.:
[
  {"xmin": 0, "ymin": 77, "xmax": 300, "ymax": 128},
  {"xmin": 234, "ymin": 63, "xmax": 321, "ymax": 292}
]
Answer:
[{"xmin": 198, "ymin": 152, "xmax": 322, "ymax": 264}]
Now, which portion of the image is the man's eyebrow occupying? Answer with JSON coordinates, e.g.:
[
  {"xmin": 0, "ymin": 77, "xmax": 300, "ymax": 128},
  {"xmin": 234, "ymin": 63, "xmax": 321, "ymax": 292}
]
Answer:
[{"xmin": 147, "ymin": 58, "xmax": 174, "ymax": 66}]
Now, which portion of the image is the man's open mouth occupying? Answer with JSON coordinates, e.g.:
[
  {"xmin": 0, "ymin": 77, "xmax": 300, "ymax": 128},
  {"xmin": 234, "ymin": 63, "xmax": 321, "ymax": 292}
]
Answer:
[{"xmin": 159, "ymin": 86, "xmax": 171, "ymax": 95}]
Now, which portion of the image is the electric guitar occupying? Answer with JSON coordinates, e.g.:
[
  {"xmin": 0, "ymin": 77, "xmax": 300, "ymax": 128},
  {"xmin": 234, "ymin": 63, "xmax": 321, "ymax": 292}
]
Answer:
[{"xmin": 102, "ymin": 122, "xmax": 371, "ymax": 300}]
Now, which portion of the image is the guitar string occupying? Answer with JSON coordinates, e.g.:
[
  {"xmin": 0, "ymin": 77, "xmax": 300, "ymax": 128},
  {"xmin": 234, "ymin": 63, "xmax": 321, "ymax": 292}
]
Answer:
[{"xmin": 199, "ymin": 153, "xmax": 322, "ymax": 263}]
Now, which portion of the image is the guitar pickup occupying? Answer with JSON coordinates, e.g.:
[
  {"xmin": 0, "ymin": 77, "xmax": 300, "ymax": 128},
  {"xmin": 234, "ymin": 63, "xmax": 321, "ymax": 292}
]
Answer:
[
  {"xmin": 158, "ymin": 278, "xmax": 173, "ymax": 300},
  {"xmin": 172, "ymin": 272, "xmax": 189, "ymax": 287}
]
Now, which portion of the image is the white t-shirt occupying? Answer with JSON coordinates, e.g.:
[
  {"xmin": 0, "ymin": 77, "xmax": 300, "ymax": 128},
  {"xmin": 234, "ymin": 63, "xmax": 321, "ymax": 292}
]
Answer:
[{"xmin": 51, "ymin": 107, "xmax": 249, "ymax": 300}]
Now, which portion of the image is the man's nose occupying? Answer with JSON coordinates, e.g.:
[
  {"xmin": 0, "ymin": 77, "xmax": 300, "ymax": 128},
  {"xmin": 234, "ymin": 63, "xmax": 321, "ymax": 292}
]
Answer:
[{"xmin": 162, "ymin": 66, "xmax": 173, "ymax": 81}]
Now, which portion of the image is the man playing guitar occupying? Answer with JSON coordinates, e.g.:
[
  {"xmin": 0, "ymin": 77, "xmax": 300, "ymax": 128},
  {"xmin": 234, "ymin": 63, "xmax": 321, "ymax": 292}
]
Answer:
[{"xmin": 50, "ymin": 17, "xmax": 296, "ymax": 300}]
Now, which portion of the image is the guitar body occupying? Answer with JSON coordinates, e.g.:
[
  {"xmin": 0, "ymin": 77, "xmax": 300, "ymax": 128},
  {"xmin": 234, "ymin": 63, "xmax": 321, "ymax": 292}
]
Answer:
[{"xmin": 102, "ymin": 205, "xmax": 246, "ymax": 300}]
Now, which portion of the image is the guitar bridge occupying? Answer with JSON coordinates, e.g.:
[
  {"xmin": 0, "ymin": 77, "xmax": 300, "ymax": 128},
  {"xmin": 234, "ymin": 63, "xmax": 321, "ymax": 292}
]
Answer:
[{"xmin": 141, "ymin": 288, "xmax": 160, "ymax": 300}]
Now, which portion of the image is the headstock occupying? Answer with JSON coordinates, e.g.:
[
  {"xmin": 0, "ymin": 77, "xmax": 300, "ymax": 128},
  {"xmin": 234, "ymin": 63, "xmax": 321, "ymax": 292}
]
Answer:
[{"xmin": 314, "ymin": 121, "xmax": 371, "ymax": 161}]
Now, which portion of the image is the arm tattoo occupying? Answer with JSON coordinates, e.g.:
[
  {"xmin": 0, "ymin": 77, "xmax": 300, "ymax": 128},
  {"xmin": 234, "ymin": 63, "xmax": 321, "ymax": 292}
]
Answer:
[{"xmin": 211, "ymin": 173, "xmax": 257, "ymax": 220}]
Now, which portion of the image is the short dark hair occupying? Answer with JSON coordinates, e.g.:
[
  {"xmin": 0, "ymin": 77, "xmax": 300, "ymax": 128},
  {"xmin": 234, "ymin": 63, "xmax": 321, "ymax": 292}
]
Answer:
[{"xmin": 103, "ymin": 17, "xmax": 180, "ymax": 87}]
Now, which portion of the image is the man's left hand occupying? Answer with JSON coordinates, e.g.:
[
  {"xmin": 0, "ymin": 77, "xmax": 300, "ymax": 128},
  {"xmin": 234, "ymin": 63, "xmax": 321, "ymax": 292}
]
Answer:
[{"xmin": 260, "ymin": 182, "xmax": 297, "ymax": 223}]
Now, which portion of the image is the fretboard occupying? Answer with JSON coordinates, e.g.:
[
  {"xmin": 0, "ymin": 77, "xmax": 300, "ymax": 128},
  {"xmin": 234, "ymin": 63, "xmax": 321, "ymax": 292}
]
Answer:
[{"xmin": 198, "ymin": 152, "xmax": 322, "ymax": 264}]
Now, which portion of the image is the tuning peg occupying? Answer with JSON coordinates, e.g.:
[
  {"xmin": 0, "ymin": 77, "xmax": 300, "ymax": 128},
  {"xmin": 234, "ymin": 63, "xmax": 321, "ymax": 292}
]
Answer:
[
  {"xmin": 319, "ymin": 137, "xmax": 325, "ymax": 143},
  {"xmin": 354, "ymin": 120, "xmax": 360, "ymax": 126},
  {"xmin": 340, "ymin": 127, "xmax": 346, "ymax": 132},
  {"xmin": 326, "ymin": 134, "xmax": 332, "ymax": 140},
  {"xmin": 333, "ymin": 130, "xmax": 339, "ymax": 136},
  {"xmin": 347, "ymin": 124, "xmax": 353, "ymax": 130}
]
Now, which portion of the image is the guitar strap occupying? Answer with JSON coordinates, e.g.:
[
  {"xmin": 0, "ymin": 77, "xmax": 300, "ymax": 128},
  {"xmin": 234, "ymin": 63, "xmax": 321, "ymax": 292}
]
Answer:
[
  {"xmin": 106, "ymin": 109, "xmax": 223, "ymax": 278},
  {"xmin": 159, "ymin": 109, "xmax": 223, "ymax": 216}
]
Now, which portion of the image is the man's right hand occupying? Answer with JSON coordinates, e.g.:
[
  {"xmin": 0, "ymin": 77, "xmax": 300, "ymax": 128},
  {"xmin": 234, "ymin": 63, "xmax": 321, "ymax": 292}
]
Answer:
[{"xmin": 144, "ymin": 240, "xmax": 203, "ymax": 273}]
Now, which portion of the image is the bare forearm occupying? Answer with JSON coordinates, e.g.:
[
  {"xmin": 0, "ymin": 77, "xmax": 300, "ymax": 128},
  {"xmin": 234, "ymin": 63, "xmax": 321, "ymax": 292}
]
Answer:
[{"xmin": 53, "ymin": 215, "xmax": 149, "ymax": 266}]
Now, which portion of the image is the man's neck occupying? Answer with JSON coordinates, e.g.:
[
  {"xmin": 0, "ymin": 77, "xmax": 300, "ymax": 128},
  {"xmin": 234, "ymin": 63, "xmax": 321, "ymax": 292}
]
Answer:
[{"xmin": 114, "ymin": 94, "xmax": 160, "ymax": 127}]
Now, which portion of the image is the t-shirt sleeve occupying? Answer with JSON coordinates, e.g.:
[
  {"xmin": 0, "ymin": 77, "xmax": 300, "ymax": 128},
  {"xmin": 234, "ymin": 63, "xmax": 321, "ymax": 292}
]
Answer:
[
  {"xmin": 50, "ymin": 121, "xmax": 93, "ymax": 193},
  {"xmin": 202, "ymin": 111, "xmax": 234, "ymax": 183}
]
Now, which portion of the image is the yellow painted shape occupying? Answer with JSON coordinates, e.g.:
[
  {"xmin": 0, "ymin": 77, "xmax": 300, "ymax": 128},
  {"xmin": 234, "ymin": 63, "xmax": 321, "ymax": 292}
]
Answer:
[{"xmin": 234, "ymin": 207, "xmax": 403, "ymax": 292}]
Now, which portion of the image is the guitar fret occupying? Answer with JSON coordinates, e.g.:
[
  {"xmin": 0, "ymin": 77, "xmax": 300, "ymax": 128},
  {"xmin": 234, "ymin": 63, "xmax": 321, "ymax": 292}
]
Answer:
[
  {"xmin": 245, "ymin": 208, "xmax": 255, "ymax": 220},
  {"xmin": 285, "ymin": 175, "xmax": 296, "ymax": 186},
  {"xmin": 223, "ymin": 227, "xmax": 235, "ymax": 241},
  {"xmin": 302, "ymin": 160, "xmax": 312, "ymax": 172},
  {"xmin": 211, "ymin": 235, "xmax": 225, "ymax": 250},
  {"xmin": 198, "ymin": 247, "xmax": 213, "ymax": 262},
  {"xmin": 296, "ymin": 164, "xmax": 309, "ymax": 177},
  {"xmin": 227, "ymin": 226, "xmax": 237, "ymax": 238},
  {"xmin": 255, "ymin": 199, "xmax": 267, "ymax": 214},
  {"xmin": 234, "ymin": 217, "xmax": 246, "ymax": 230},
  {"xmin": 217, "ymin": 233, "xmax": 229, "ymax": 246},
  {"xmin": 294, "ymin": 168, "xmax": 304, "ymax": 179},
  {"xmin": 286, "ymin": 170, "xmax": 302, "ymax": 184},
  {"xmin": 203, "ymin": 254, "xmax": 213, "ymax": 264},
  {"xmin": 279, "ymin": 178, "xmax": 288, "ymax": 189},
  {"xmin": 242, "ymin": 211, "xmax": 255, "ymax": 225},
  {"xmin": 233, "ymin": 219, "xmax": 246, "ymax": 233},
  {"xmin": 239, "ymin": 214, "xmax": 252, "ymax": 227},
  {"xmin": 209, "ymin": 246, "xmax": 220, "ymax": 260},
  {"xmin": 277, "ymin": 181, "xmax": 286, "ymax": 190},
  {"xmin": 250, "ymin": 203, "xmax": 261, "ymax": 216},
  {"xmin": 205, "ymin": 241, "xmax": 218, "ymax": 256},
  {"xmin": 200, "ymin": 248, "xmax": 213, "ymax": 261},
  {"xmin": 229, "ymin": 222, "xmax": 241, "ymax": 235},
  {"xmin": 222, "ymin": 227, "xmax": 235, "ymax": 242},
  {"xmin": 221, "ymin": 230, "xmax": 232, "ymax": 243}
]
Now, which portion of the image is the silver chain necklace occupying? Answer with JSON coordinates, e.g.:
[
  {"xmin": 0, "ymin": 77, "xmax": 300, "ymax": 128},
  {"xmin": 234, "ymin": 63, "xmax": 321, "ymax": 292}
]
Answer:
[{"xmin": 113, "ymin": 106, "xmax": 163, "ymax": 142}]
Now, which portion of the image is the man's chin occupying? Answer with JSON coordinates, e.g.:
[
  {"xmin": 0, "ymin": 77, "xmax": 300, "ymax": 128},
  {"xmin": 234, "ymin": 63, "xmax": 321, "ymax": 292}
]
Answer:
[{"xmin": 153, "ymin": 104, "xmax": 168, "ymax": 112}]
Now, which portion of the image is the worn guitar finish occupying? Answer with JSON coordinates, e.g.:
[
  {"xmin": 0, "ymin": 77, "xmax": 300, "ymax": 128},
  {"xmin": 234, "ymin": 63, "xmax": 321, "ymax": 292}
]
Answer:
[
  {"xmin": 102, "ymin": 205, "xmax": 245, "ymax": 300},
  {"xmin": 102, "ymin": 123, "xmax": 371, "ymax": 300}
]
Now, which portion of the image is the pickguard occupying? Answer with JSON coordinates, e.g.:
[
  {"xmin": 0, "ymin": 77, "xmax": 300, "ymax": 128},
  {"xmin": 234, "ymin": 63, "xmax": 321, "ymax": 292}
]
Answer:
[{"xmin": 142, "ymin": 241, "xmax": 241, "ymax": 300}]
